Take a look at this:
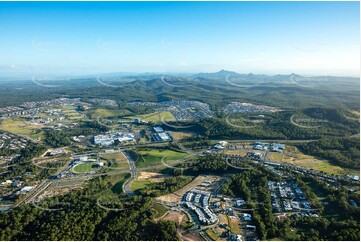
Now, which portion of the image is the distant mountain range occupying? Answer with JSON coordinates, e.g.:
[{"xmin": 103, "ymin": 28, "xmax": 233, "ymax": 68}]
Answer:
[
  {"xmin": 119, "ymin": 70, "xmax": 359, "ymax": 83},
  {"xmin": 0, "ymin": 70, "xmax": 359, "ymax": 85}
]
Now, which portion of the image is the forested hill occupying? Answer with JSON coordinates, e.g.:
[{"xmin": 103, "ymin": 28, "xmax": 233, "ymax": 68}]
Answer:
[
  {"xmin": 166, "ymin": 107, "xmax": 360, "ymax": 140},
  {"xmin": 0, "ymin": 72, "xmax": 359, "ymax": 110},
  {"xmin": 0, "ymin": 176, "xmax": 179, "ymax": 241},
  {"xmin": 298, "ymin": 137, "xmax": 360, "ymax": 169}
]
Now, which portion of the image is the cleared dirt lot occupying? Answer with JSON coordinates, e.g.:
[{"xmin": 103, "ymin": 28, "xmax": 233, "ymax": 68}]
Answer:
[
  {"xmin": 181, "ymin": 232, "xmax": 205, "ymax": 241},
  {"xmin": 35, "ymin": 185, "xmax": 83, "ymax": 202},
  {"xmin": 170, "ymin": 131, "xmax": 195, "ymax": 140},
  {"xmin": 163, "ymin": 210, "xmax": 185, "ymax": 223},
  {"xmin": 218, "ymin": 213, "xmax": 228, "ymax": 224},
  {"xmin": 224, "ymin": 150, "xmax": 248, "ymax": 156},
  {"xmin": 229, "ymin": 216, "xmax": 242, "ymax": 234},
  {"xmin": 156, "ymin": 193, "xmax": 180, "ymax": 203},
  {"xmin": 174, "ymin": 175, "xmax": 207, "ymax": 196},
  {"xmin": 160, "ymin": 210, "xmax": 204, "ymax": 241},
  {"xmin": 156, "ymin": 175, "xmax": 206, "ymax": 203},
  {"xmin": 138, "ymin": 171, "xmax": 168, "ymax": 182}
]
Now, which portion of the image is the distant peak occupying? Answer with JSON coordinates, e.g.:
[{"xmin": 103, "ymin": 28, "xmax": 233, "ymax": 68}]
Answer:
[
  {"xmin": 216, "ymin": 69, "xmax": 238, "ymax": 75},
  {"xmin": 194, "ymin": 69, "xmax": 240, "ymax": 78},
  {"xmin": 290, "ymin": 73, "xmax": 302, "ymax": 77}
]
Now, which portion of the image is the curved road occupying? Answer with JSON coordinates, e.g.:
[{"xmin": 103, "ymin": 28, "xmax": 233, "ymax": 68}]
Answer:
[{"xmin": 122, "ymin": 151, "xmax": 137, "ymax": 196}]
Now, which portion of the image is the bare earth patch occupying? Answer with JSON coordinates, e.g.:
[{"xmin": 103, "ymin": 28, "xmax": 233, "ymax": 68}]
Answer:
[
  {"xmin": 230, "ymin": 216, "xmax": 242, "ymax": 234},
  {"xmin": 224, "ymin": 150, "xmax": 247, "ymax": 156},
  {"xmin": 34, "ymin": 157, "xmax": 66, "ymax": 165},
  {"xmin": 181, "ymin": 232, "xmax": 205, "ymax": 241},
  {"xmin": 173, "ymin": 175, "xmax": 207, "ymax": 196},
  {"xmin": 163, "ymin": 211, "xmax": 184, "ymax": 223},
  {"xmin": 138, "ymin": 171, "xmax": 168, "ymax": 182},
  {"xmin": 156, "ymin": 193, "xmax": 180, "ymax": 203},
  {"xmin": 156, "ymin": 175, "xmax": 206, "ymax": 204},
  {"xmin": 218, "ymin": 213, "xmax": 229, "ymax": 225},
  {"xmin": 171, "ymin": 131, "xmax": 195, "ymax": 140},
  {"xmin": 35, "ymin": 186, "xmax": 82, "ymax": 202}
]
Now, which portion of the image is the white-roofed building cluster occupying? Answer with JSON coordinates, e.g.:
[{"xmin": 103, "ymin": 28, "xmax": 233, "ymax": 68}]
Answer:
[
  {"xmin": 152, "ymin": 126, "xmax": 172, "ymax": 142},
  {"xmin": 183, "ymin": 189, "xmax": 217, "ymax": 225},
  {"xmin": 94, "ymin": 131, "xmax": 135, "ymax": 146}
]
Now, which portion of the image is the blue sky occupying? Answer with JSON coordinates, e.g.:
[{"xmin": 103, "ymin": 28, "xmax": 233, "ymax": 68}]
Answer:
[{"xmin": 0, "ymin": 1, "xmax": 359, "ymax": 77}]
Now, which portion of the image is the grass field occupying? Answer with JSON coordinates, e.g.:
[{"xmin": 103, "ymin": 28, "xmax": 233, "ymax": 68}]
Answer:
[
  {"xmin": 271, "ymin": 231, "xmax": 300, "ymax": 241},
  {"xmin": 100, "ymin": 152, "xmax": 129, "ymax": 170},
  {"xmin": 130, "ymin": 172, "xmax": 169, "ymax": 192},
  {"xmin": 88, "ymin": 108, "xmax": 117, "ymax": 118},
  {"xmin": 151, "ymin": 203, "xmax": 168, "ymax": 218},
  {"xmin": 130, "ymin": 179, "xmax": 153, "ymax": 191},
  {"xmin": 96, "ymin": 173, "xmax": 131, "ymax": 199},
  {"xmin": 268, "ymin": 152, "xmax": 284, "ymax": 162},
  {"xmin": 72, "ymin": 162, "xmax": 99, "ymax": 173},
  {"xmin": 135, "ymin": 149, "xmax": 188, "ymax": 168},
  {"xmin": 0, "ymin": 118, "xmax": 44, "ymax": 140},
  {"xmin": 61, "ymin": 106, "xmax": 84, "ymax": 120},
  {"xmin": 283, "ymin": 156, "xmax": 344, "ymax": 175},
  {"xmin": 206, "ymin": 228, "xmax": 220, "ymax": 240},
  {"xmin": 88, "ymin": 108, "xmax": 132, "ymax": 119},
  {"xmin": 282, "ymin": 145, "xmax": 354, "ymax": 175},
  {"xmin": 129, "ymin": 111, "xmax": 175, "ymax": 123},
  {"xmin": 0, "ymin": 106, "xmax": 85, "ymax": 140}
]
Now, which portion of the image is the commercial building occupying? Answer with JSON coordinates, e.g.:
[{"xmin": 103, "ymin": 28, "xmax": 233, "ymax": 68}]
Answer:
[
  {"xmin": 154, "ymin": 132, "xmax": 172, "ymax": 142},
  {"xmin": 94, "ymin": 132, "xmax": 135, "ymax": 146},
  {"xmin": 153, "ymin": 126, "xmax": 164, "ymax": 133},
  {"xmin": 270, "ymin": 143, "xmax": 285, "ymax": 152},
  {"xmin": 151, "ymin": 126, "xmax": 172, "ymax": 142}
]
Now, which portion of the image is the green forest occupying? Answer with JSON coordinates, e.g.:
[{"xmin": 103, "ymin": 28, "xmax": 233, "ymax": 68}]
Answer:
[{"xmin": 0, "ymin": 175, "xmax": 179, "ymax": 241}]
